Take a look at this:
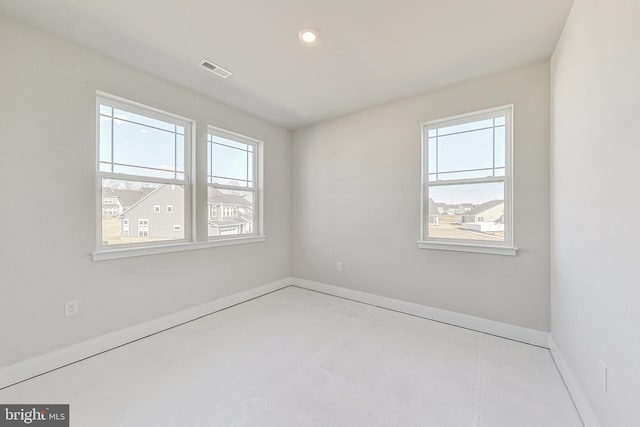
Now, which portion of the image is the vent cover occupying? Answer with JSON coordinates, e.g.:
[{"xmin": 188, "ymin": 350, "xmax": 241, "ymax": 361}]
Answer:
[{"xmin": 199, "ymin": 59, "xmax": 232, "ymax": 79}]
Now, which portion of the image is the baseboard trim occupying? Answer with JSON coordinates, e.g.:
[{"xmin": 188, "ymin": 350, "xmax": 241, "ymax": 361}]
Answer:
[
  {"xmin": 292, "ymin": 278, "xmax": 549, "ymax": 348},
  {"xmin": 0, "ymin": 277, "xmax": 294, "ymax": 390},
  {"xmin": 549, "ymin": 336, "xmax": 600, "ymax": 427}
]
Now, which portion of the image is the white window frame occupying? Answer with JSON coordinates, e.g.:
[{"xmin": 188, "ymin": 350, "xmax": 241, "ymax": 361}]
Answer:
[
  {"xmin": 166, "ymin": 205, "xmax": 174, "ymax": 214},
  {"xmin": 137, "ymin": 218, "xmax": 149, "ymax": 237},
  {"xmin": 207, "ymin": 126, "xmax": 263, "ymax": 241},
  {"xmin": 153, "ymin": 205, "xmax": 161, "ymax": 213},
  {"xmin": 418, "ymin": 105, "xmax": 517, "ymax": 256},
  {"xmin": 173, "ymin": 224, "xmax": 182, "ymax": 232},
  {"xmin": 92, "ymin": 93, "xmax": 267, "ymax": 261},
  {"xmin": 95, "ymin": 93, "xmax": 193, "ymax": 252}
]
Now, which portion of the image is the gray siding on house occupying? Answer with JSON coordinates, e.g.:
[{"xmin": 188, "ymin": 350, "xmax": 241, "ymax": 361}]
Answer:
[
  {"xmin": 121, "ymin": 185, "xmax": 185, "ymax": 239},
  {"xmin": 207, "ymin": 188, "xmax": 253, "ymax": 237}
]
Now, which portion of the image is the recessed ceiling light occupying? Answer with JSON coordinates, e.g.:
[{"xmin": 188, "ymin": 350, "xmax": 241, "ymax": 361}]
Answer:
[{"xmin": 299, "ymin": 29, "xmax": 318, "ymax": 44}]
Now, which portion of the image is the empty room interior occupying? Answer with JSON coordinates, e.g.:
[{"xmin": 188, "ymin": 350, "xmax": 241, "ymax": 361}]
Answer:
[{"xmin": 0, "ymin": 0, "xmax": 638, "ymax": 426}]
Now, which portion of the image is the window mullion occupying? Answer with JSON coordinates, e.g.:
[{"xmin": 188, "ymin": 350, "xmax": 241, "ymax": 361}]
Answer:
[
  {"xmin": 428, "ymin": 176, "xmax": 505, "ymax": 187},
  {"xmin": 210, "ymin": 183, "xmax": 255, "ymax": 193},
  {"xmin": 99, "ymin": 172, "xmax": 184, "ymax": 186}
]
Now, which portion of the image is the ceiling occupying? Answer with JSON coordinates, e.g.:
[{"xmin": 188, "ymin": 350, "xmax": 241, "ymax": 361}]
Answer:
[{"xmin": 0, "ymin": 0, "xmax": 573, "ymax": 129}]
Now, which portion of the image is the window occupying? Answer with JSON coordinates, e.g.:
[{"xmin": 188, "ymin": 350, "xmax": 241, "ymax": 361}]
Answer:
[
  {"xmin": 420, "ymin": 105, "xmax": 515, "ymax": 255},
  {"xmin": 207, "ymin": 127, "xmax": 261, "ymax": 239},
  {"xmin": 209, "ymin": 205, "xmax": 218, "ymax": 220},
  {"xmin": 97, "ymin": 94, "xmax": 191, "ymax": 248},
  {"xmin": 93, "ymin": 93, "xmax": 266, "ymax": 261},
  {"xmin": 137, "ymin": 219, "xmax": 149, "ymax": 237}
]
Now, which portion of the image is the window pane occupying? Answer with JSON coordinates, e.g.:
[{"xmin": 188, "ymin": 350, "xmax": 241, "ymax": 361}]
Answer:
[
  {"xmin": 495, "ymin": 126, "xmax": 506, "ymax": 168},
  {"xmin": 113, "ymin": 118, "xmax": 177, "ymax": 174},
  {"xmin": 209, "ymin": 134, "xmax": 250, "ymax": 151},
  {"xmin": 207, "ymin": 187, "xmax": 254, "ymax": 238},
  {"xmin": 99, "ymin": 105, "xmax": 112, "ymax": 116},
  {"xmin": 101, "ymin": 179, "xmax": 184, "ymax": 246},
  {"xmin": 176, "ymin": 134, "xmax": 184, "ymax": 172},
  {"xmin": 437, "ymin": 128, "xmax": 494, "ymax": 172},
  {"xmin": 113, "ymin": 108, "xmax": 176, "ymax": 132},
  {"xmin": 99, "ymin": 116, "xmax": 112, "ymax": 164},
  {"xmin": 427, "ymin": 181, "xmax": 505, "ymax": 242},
  {"xmin": 210, "ymin": 142, "xmax": 250, "ymax": 184},
  {"xmin": 495, "ymin": 116, "xmax": 506, "ymax": 126},
  {"xmin": 437, "ymin": 118, "xmax": 493, "ymax": 136},
  {"xmin": 428, "ymin": 138, "xmax": 437, "ymax": 174},
  {"xmin": 99, "ymin": 103, "xmax": 186, "ymax": 181}
]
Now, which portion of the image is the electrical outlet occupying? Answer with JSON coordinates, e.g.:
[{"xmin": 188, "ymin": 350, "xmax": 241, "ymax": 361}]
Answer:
[
  {"xmin": 65, "ymin": 300, "xmax": 79, "ymax": 317},
  {"xmin": 336, "ymin": 262, "xmax": 343, "ymax": 272},
  {"xmin": 599, "ymin": 360, "xmax": 608, "ymax": 392}
]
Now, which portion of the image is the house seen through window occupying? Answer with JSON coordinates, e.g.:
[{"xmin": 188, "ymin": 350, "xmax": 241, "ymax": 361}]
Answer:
[
  {"xmin": 422, "ymin": 105, "xmax": 513, "ymax": 247},
  {"xmin": 98, "ymin": 95, "xmax": 191, "ymax": 248},
  {"xmin": 96, "ymin": 93, "xmax": 263, "ymax": 255},
  {"xmin": 207, "ymin": 128, "xmax": 259, "ymax": 238}
]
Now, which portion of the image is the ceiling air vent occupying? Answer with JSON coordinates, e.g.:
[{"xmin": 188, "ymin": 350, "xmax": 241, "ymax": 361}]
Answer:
[{"xmin": 199, "ymin": 59, "xmax": 232, "ymax": 79}]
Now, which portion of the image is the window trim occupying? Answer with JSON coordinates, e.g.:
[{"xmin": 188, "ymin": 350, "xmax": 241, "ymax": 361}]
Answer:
[
  {"xmin": 92, "ymin": 93, "xmax": 268, "ymax": 261},
  {"xmin": 92, "ymin": 236, "xmax": 267, "ymax": 261},
  {"xmin": 94, "ymin": 92, "xmax": 194, "ymax": 252},
  {"xmin": 207, "ymin": 125, "xmax": 263, "ymax": 241},
  {"xmin": 418, "ymin": 105, "xmax": 517, "ymax": 255}
]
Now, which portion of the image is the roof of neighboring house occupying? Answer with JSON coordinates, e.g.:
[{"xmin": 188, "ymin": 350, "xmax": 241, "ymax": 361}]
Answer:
[
  {"xmin": 102, "ymin": 187, "xmax": 154, "ymax": 210},
  {"xmin": 435, "ymin": 202, "xmax": 459, "ymax": 210},
  {"xmin": 465, "ymin": 200, "xmax": 504, "ymax": 216},
  {"xmin": 208, "ymin": 209, "xmax": 253, "ymax": 227},
  {"xmin": 119, "ymin": 186, "xmax": 165, "ymax": 215},
  {"xmin": 208, "ymin": 188, "xmax": 251, "ymax": 207}
]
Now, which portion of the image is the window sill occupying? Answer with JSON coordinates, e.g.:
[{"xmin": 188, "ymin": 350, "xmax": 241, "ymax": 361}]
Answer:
[
  {"xmin": 417, "ymin": 240, "xmax": 518, "ymax": 256},
  {"xmin": 93, "ymin": 235, "xmax": 267, "ymax": 261}
]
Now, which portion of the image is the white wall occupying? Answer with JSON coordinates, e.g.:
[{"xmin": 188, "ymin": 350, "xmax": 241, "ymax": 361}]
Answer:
[
  {"xmin": 0, "ymin": 15, "xmax": 291, "ymax": 368},
  {"xmin": 551, "ymin": 1, "xmax": 640, "ymax": 425},
  {"xmin": 292, "ymin": 62, "xmax": 551, "ymax": 331}
]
